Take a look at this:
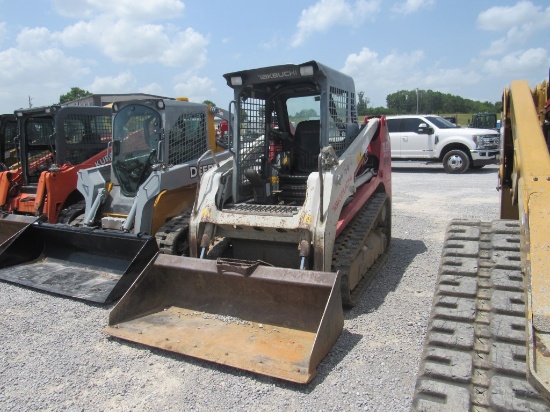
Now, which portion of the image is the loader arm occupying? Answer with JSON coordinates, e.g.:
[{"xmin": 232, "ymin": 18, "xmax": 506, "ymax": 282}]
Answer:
[{"xmin": 502, "ymin": 79, "xmax": 550, "ymax": 400}]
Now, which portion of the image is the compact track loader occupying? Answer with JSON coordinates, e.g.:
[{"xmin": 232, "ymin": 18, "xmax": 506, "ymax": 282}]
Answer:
[
  {"xmin": 0, "ymin": 105, "xmax": 112, "ymax": 252},
  {"xmin": 413, "ymin": 74, "xmax": 550, "ymax": 410},
  {"xmin": 106, "ymin": 61, "xmax": 392, "ymax": 383},
  {"xmin": 0, "ymin": 98, "xmax": 229, "ymax": 303}
]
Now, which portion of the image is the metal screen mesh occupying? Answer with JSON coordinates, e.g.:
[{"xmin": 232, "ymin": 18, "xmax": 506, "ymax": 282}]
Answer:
[
  {"xmin": 237, "ymin": 97, "xmax": 266, "ymax": 199},
  {"xmin": 25, "ymin": 117, "xmax": 54, "ymax": 180},
  {"xmin": 168, "ymin": 111, "xmax": 208, "ymax": 166},
  {"xmin": 328, "ymin": 86, "xmax": 349, "ymax": 155},
  {"xmin": 3, "ymin": 120, "xmax": 18, "ymax": 168},
  {"xmin": 64, "ymin": 114, "xmax": 111, "ymax": 165}
]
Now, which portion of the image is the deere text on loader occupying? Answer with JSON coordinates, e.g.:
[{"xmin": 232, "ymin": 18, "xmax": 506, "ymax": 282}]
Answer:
[
  {"xmin": 106, "ymin": 61, "xmax": 392, "ymax": 383},
  {"xmin": 0, "ymin": 98, "xmax": 229, "ymax": 303},
  {"xmin": 413, "ymin": 74, "xmax": 550, "ymax": 410}
]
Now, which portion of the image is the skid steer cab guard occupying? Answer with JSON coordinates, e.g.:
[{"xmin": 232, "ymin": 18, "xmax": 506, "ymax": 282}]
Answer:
[
  {"xmin": 106, "ymin": 255, "xmax": 344, "ymax": 383},
  {"xmin": 0, "ymin": 222, "xmax": 157, "ymax": 303}
]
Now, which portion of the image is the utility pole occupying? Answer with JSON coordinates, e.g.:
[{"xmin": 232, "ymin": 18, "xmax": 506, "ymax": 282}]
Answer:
[
  {"xmin": 416, "ymin": 88, "xmax": 419, "ymax": 114},
  {"xmin": 28, "ymin": 95, "xmax": 33, "ymax": 108}
]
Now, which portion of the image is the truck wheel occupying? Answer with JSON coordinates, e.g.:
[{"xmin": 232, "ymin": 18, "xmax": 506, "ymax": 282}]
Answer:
[{"xmin": 442, "ymin": 149, "xmax": 470, "ymax": 173}]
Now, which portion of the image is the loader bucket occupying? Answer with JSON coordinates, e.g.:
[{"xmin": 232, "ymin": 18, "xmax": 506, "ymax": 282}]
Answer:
[
  {"xmin": 0, "ymin": 214, "xmax": 39, "ymax": 252},
  {"xmin": 106, "ymin": 255, "xmax": 344, "ymax": 384},
  {"xmin": 0, "ymin": 223, "xmax": 158, "ymax": 303}
]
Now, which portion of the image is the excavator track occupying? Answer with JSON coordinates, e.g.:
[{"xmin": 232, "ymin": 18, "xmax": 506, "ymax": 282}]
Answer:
[
  {"xmin": 412, "ymin": 220, "xmax": 549, "ymax": 412},
  {"xmin": 332, "ymin": 192, "xmax": 390, "ymax": 308},
  {"xmin": 155, "ymin": 211, "xmax": 191, "ymax": 255}
]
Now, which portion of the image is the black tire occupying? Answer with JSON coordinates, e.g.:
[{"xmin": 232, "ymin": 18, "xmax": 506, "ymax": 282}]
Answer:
[
  {"xmin": 442, "ymin": 149, "xmax": 470, "ymax": 173},
  {"xmin": 57, "ymin": 200, "xmax": 85, "ymax": 224}
]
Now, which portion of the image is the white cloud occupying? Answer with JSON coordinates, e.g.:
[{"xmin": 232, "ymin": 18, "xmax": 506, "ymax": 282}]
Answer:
[
  {"xmin": 87, "ymin": 71, "xmax": 137, "ymax": 93},
  {"xmin": 53, "ymin": 0, "xmax": 185, "ymax": 22},
  {"xmin": 477, "ymin": 1, "xmax": 541, "ymax": 31},
  {"xmin": 0, "ymin": 47, "xmax": 90, "ymax": 109},
  {"xmin": 483, "ymin": 48, "xmax": 550, "ymax": 78},
  {"xmin": 16, "ymin": 27, "xmax": 58, "ymax": 50},
  {"xmin": 173, "ymin": 75, "xmax": 217, "ymax": 103},
  {"xmin": 139, "ymin": 82, "xmax": 165, "ymax": 97},
  {"xmin": 341, "ymin": 47, "xmax": 425, "ymax": 105},
  {"xmin": 291, "ymin": 0, "xmax": 380, "ymax": 47},
  {"xmin": 422, "ymin": 68, "xmax": 481, "ymax": 88},
  {"xmin": 478, "ymin": 2, "xmax": 550, "ymax": 56},
  {"xmin": 58, "ymin": 17, "xmax": 208, "ymax": 69},
  {"xmin": 391, "ymin": 0, "xmax": 435, "ymax": 16}
]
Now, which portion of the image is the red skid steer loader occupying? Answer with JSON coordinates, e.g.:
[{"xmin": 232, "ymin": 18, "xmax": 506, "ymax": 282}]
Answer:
[{"xmin": 106, "ymin": 61, "xmax": 392, "ymax": 383}]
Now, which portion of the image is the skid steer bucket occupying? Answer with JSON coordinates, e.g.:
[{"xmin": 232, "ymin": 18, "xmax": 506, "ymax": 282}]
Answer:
[
  {"xmin": 106, "ymin": 255, "xmax": 344, "ymax": 384},
  {"xmin": 0, "ymin": 214, "xmax": 40, "ymax": 252},
  {"xmin": 0, "ymin": 223, "xmax": 158, "ymax": 303}
]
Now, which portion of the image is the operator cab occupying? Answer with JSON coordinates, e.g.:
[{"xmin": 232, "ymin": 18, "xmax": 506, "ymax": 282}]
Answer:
[{"xmin": 223, "ymin": 61, "xmax": 359, "ymax": 206}]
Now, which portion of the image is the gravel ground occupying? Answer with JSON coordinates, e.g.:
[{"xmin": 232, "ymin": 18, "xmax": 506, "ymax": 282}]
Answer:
[{"xmin": 0, "ymin": 163, "xmax": 501, "ymax": 411}]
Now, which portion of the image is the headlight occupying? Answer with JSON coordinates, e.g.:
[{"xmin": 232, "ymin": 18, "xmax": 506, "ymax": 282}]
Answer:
[{"xmin": 474, "ymin": 134, "xmax": 500, "ymax": 149}]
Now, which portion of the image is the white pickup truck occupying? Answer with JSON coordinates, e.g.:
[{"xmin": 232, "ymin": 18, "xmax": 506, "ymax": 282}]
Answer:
[{"xmin": 386, "ymin": 114, "xmax": 500, "ymax": 173}]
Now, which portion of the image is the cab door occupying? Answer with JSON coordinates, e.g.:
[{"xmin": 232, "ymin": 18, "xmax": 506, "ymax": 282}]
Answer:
[
  {"xmin": 386, "ymin": 118, "xmax": 401, "ymax": 157},
  {"xmin": 399, "ymin": 117, "xmax": 432, "ymax": 158}
]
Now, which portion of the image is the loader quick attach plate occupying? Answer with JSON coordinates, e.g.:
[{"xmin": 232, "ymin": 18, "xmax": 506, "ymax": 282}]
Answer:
[
  {"xmin": 106, "ymin": 255, "xmax": 344, "ymax": 383},
  {"xmin": 0, "ymin": 223, "xmax": 159, "ymax": 303}
]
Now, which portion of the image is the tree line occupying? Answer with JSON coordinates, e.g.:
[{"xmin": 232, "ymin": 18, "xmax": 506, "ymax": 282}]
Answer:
[{"xmin": 358, "ymin": 89, "xmax": 501, "ymax": 116}]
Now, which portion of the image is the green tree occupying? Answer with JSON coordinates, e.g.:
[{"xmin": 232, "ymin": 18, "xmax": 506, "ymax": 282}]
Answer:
[
  {"xmin": 357, "ymin": 91, "xmax": 371, "ymax": 115},
  {"xmin": 294, "ymin": 108, "xmax": 318, "ymax": 119},
  {"xmin": 203, "ymin": 99, "xmax": 216, "ymax": 107},
  {"xmin": 59, "ymin": 87, "xmax": 93, "ymax": 104},
  {"xmin": 386, "ymin": 89, "xmax": 501, "ymax": 114}
]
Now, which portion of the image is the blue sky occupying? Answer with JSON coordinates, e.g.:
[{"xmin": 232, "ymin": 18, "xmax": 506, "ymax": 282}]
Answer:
[{"xmin": 0, "ymin": 0, "xmax": 549, "ymax": 114}]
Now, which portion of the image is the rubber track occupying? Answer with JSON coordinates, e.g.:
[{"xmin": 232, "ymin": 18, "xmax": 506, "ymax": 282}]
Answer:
[
  {"xmin": 332, "ymin": 192, "xmax": 390, "ymax": 307},
  {"xmin": 155, "ymin": 211, "xmax": 191, "ymax": 255},
  {"xmin": 412, "ymin": 219, "xmax": 550, "ymax": 412}
]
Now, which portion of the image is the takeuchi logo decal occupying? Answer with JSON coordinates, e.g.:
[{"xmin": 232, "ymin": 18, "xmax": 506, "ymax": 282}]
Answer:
[{"xmin": 258, "ymin": 70, "xmax": 298, "ymax": 80}]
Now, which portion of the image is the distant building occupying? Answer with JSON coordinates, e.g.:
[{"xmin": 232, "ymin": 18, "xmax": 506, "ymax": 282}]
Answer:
[{"xmin": 63, "ymin": 93, "xmax": 173, "ymax": 107}]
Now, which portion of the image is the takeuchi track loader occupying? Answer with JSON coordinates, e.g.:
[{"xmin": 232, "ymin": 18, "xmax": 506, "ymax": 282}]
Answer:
[
  {"xmin": 0, "ymin": 98, "xmax": 229, "ymax": 303},
  {"xmin": 0, "ymin": 105, "xmax": 111, "ymax": 251},
  {"xmin": 413, "ymin": 75, "xmax": 550, "ymax": 410},
  {"xmin": 106, "ymin": 61, "xmax": 392, "ymax": 383}
]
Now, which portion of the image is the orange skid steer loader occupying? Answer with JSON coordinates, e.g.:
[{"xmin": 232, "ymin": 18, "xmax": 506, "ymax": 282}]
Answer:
[
  {"xmin": 0, "ymin": 105, "xmax": 112, "ymax": 251},
  {"xmin": 106, "ymin": 61, "xmax": 392, "ymax": 383}
]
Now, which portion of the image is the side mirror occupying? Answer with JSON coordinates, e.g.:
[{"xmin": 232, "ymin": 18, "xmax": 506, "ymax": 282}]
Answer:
[{"xmin": 417, "ymin": 123, "xmax": 433, "ymax": 134}]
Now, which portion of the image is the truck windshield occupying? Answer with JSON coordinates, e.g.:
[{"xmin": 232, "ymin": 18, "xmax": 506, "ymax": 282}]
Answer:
[
  {"xmin": 425, "ymin": 116, "xmax": 456, "ymax": 129},
  {"xmin": 112, "ymin": 104, "xmax": 161, "ymax": 197}
]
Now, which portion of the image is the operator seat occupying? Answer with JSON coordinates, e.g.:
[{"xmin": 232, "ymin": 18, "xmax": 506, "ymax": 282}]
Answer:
[
  {"xmin": 292, "ymin": 120, "xmax": 320, "ymax": 172},
  {"xmin": 278, "ymin": 120, "xmax": 321, "ymax": 205}
]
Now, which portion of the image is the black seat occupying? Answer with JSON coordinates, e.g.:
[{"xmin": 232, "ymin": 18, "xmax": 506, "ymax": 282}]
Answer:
[
  {"xmin": 278, "ymin": 120, "xmax": 320, "ymax": 205},
  {"xmin": 292, "ymin": 120, "xmax": 320, "ymax": 172}
]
